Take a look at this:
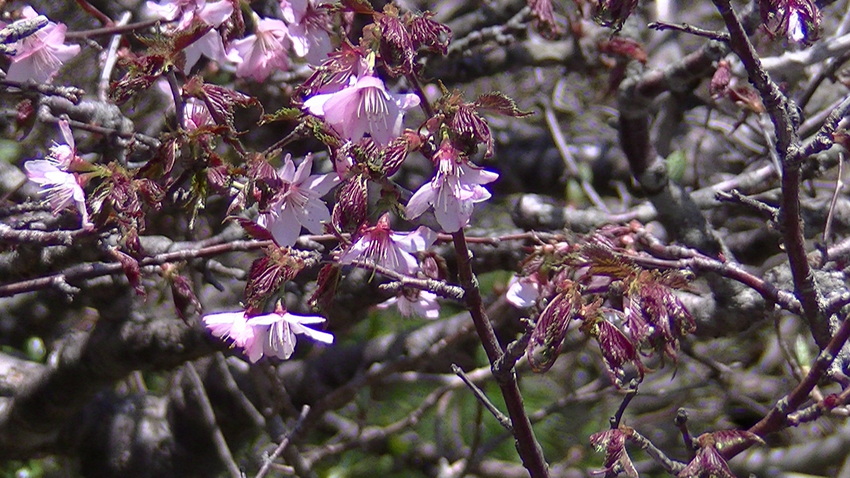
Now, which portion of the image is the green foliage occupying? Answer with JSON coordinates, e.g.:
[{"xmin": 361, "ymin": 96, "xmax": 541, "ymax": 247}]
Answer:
[{"xmin": 665, "ymin": 150, "xmax": 687, "ymax": 184}]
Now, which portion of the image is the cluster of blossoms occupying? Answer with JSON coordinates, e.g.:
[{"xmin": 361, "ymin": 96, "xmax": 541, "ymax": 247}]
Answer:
[
  {"xmin": 11, "ymin": 1, "xmax": 505, "ymax": 362},
  {"xmin": 144, "ymin": 0, "xmax": 332, "ymax": 78}
]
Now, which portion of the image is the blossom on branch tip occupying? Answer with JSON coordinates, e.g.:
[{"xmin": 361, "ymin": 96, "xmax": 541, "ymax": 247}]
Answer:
[
  {"xmin": 2, "ymin": 6, "xmax": 80, "ymax": 83},
  {"xmin": 303, "ymin": 74, "xmax": 420, "ymax": 146},
  {"xmin": 405, "ymin": 138, "xmax": 498, "ymax": 233},
  {"xmin": 339, "ymin": 213, "xmax": 436, "ymax": 276},
  {"xmin": 257, "ymin": 153, "xmax": 339, "ymax": 247},
  {"xmin": 227, "ymin": 15, "xmax": 291, "ymax": 82},
  {"xmin": 203, "ymin": 306, "xmax": 333, "ymax": 363}
]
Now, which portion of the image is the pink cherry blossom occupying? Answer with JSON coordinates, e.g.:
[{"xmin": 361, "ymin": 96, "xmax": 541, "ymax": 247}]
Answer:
[
  {"xmin": 506, "ymin": 274, "xmax": 541, "ymax": 308},
  {"xmin": 25, "ymin": 161, "xmax": 90, "ymax": 228},
  {"xmin": 303, "ymin": 75, "xmax": 420, "ymax": 146},
  {"xmin": 203, "ymin": 307, "xmax": 333, "ymax": 363},
  {"xmin": 338, "ymin": 213, "xmax": 437, "ymax": 276},
  {"xmin": 246, "ymin": 309, "xmax": 333, "ymax": 360},
  {"xmin": 146, "ymin": 0, "xmax": 232, "ymax": 28},
  {"xmin": 280, "ymin": 0, "xmax": 332, "ymax": 64},
  {"xmin": 257, "ymin": 154, "xmax": 339, "ymax": 247},
  {"xmin": 2, "ymin": 7, "xmax": 80, "ymax": 84},
  {"xmin": 203, "ymin": 310, "xmax": 262, "ymax": 361},
  {"xmin": 145, "ymin": 0, "xmax": 233, "ymax": 72},
  {"xmin": 23, "ymin": 119, "xmax": 90, "ymax": 228},
  {"xmin": 377, "ymin": 289, "xmax": 440, "ymax": 319},
  {"xmin": 182, "ymin": 98, "xmax": 214, "ymax": 130},
  {"xmin": 47, "ymin": 119, "xmax": 77, "ymax": 169},
  {"xmin": 228, "ymin": 16, "xmax": 291, "ymax": 82},
  {"xmin": 405, "ymin": 139, "xmax": 499, "ymax": 233}
]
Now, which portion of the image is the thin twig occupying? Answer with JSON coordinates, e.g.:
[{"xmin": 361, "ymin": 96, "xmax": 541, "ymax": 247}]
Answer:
[
  {"xmin": 543, "ymin": 103, "xmax": 610, "ymax": 212},
  {"xmin": 64, "ymin": 18, "xmax": 171, "ymax": 39},
  {"xmin": 255, "ymin": 405, "xmax": 311, "ymax": 478},
  {"xmin": 452, "ymin": 364, "xmax": 512, "ymax": 431},
  {"xmin": 824, "ymin": 152, "xmax": 845, "ymax": 244},
  {"xmin": 611, "ymin": 381, "xmax": 638, "ymax": 429},
  {"xmin": 184, "ymin": 363, "xmax": 242, "ymax": 478},
  {"xmin": 715, "ymin": 189, "xmax": 779, "ymax": 219},
  {"xmin": 627, "ymin": 429, "xmax": 686, "ymax": 474},
  {"xmin": 0, "ymin": 80, "xmax": 84, "ymax": 103},
  {"xmin": 648, "ymin": 21, "xmax": 730, "ymax": 42},
  {"xmin": 712, "ymin": 0, "xmax": 825, "ymax": 344},
  {"xmin": 0, "ymin": 239, "xmax": 274, "ymax": 297},
  {"xmin": 723, "ymin": 311, "xmax": 850, "ymax": 459},
  {"xmin": 351, "ymin": 259, "xmax": 465, "ymax": 301},
  {"xmin": 98, "ymin": 12, "xmax": 131, "ymax": 101}
]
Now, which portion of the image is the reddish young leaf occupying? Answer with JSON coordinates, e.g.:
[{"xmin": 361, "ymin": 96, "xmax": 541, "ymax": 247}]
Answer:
[
  {"xmin": 376, "ymin": 5, "xmax": 416, "ymax": 76},
  {"xmin": 108, "ymin": 247, "xmax": 144, "ymax": 296},
  {"xmin": 309, "ymin": 263, "xmax": 342, "ymax": 312},
  {"xmin": 15, "ymin": 99, "xmax": 36, "ymax": 139},
  {"xmin": 332, "ymin": 174, "xmax": 369, "ymax": 233},
  {"xmin": 184, "ymin": 76, "xmax": 260, "ymax": 132},
  {"xmin": 727, "ymin": 85, "xmax": 766, "ymax": 114},
  {"xmin": 408, "ymin": 12, "xmax": 452, "ymax": 54},
  {"xmin": 593, "ymin": 0, "xmax": 639, "ymax": 30},
  {"xmin": 232, "ymin": 217, "xmax": 274, "ymax": 241},
  {"xmin": 450, "ymin": 103, "xmax": 494, "ymax": 157},
  {"xmin": 678, "ymin": 430, "xmax": 762, "ymax": 478},
  {"xmin": 585, "ymin": 313, "xmax": 646, "ymax": 388},
  {"xmin": 110, "ymin": 53, "xmax": 168, "ymax": 104},
  {"xmin": 598, "ymin": 37, "xmax": 647, "ymax": 64},
  {"xmin": 526, "ymin": 282, "xmax": 580, "ymax": 372},
  {"xmin": 162, "ymin": 264, "xmax": 201, "ymax": 322},
  {"xmin": 678, "ymin": 446, "xmax": 736, "ymax": 478},
  {"xmin": 710, "ymin": 60, "xmax": 732, "ymax": 99},
  {"xmin": 589, "ymin": 427, "xmax": 638, "ymax": 477},
  {"xmin": 474, "ymin": 92, "xmax": 533, "ymax": 118},
  {"xmin": 299, "ymin": 41, "xmax": 369, "ymax": 97},
  {"xmin": 378, "ymin": 131, "xmax": 421, "ymax": 176},
  {"xmin": 527, "ymin": 0, "xmax": 563, "ymax": 40},
  {"xmin": 244, "ymin": 247, "xmax": 305, "ymax": 310}
]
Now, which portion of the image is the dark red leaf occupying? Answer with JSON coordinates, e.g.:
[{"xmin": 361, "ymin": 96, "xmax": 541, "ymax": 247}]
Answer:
[
  {"xmin": 598, "ymin": 37, "xmax": 647, "ymax": 63},
  {"xmin": 408, "ymin": 12, "xmax": 452, "ymax": 54},
  {"xmin": 710, "ymin": 60, "xmax": 732, "ymax": 99},
  {"xmin": 526, "ymin": 283, "xmax": 579, "ymax": 372},
  {"xmin": 309, "ymin": 263, "xmax": 341, "ymax": 312},
  {"xmin": 332, "ymin": 174, "xmax": 369, "ymax": 233},
  {"xmin": 231, "ymin": 217, "xmax": 274, "ymax": 241},
  {"xmin": 589, "ymin": 427, "xmax": 638, "ymax": 477},
  {"xmin": 244, "ymin": 247, "xmax": 305, "ymax": 309},
  {"xmin": 593, "ymin": 0, "xmax": 639, "ymax": 30},
  {"xmin": 109, "ymin": 247, "xmax": 144, "ymax": 296},
  {"xmin": 474, "ymin": 92, "xmax": 533, "ymax": 118}
]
